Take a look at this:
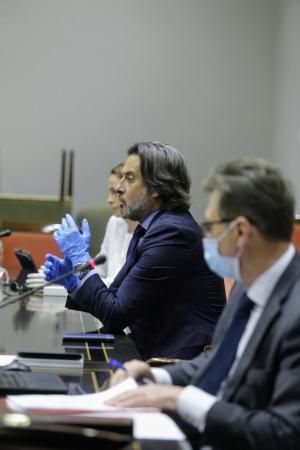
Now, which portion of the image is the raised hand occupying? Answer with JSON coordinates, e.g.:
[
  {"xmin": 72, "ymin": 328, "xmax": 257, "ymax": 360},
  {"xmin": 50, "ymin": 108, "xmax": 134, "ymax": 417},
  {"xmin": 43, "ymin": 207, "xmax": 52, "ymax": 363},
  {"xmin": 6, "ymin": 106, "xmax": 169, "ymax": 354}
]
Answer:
[{"xmin": 53, "ymin": 214, "xmax": 91, "ymax": 267}]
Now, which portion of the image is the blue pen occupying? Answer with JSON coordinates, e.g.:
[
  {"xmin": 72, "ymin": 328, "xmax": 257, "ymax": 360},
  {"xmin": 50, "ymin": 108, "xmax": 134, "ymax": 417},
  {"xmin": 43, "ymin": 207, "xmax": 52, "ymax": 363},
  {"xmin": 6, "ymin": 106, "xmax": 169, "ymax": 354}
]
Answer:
[
  {"xmin": 108, "ymin": 357, "xmax": 150, "ymax": 384},
  {"xmin": 109, "ymin": 357, "xmax": 126, "ymax": 371}
]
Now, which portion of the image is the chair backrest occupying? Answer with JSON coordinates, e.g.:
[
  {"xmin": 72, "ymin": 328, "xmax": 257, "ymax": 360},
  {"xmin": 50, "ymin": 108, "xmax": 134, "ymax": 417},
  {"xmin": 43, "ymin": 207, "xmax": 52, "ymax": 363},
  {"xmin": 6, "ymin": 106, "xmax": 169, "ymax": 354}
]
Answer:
[
  {"xmin": 75, "ymin": 204, "xmax": 112, "ymax": 257},
  {"xmin": 0, "ymin": 194, "xmax": 72, "ymax": 232},
  {"xmin": 224, "ymin": 277, "xmax": 235, "ymax": 301},
  {"xmin": 0, "ymin": 150, "xmax": 73, "ymax": 232},
  {"xmin": 292, "ymin": 218, "xmax": 300, "ymax": 252}
]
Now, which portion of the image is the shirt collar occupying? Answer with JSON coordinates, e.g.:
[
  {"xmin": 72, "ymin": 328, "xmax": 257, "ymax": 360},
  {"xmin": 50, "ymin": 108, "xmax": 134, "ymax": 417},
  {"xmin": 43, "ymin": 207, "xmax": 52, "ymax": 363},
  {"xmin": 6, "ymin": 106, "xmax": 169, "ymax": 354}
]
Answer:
[
  {"xmin": 140, "ymin": 209, "xmax": 160, "ymax": 231},
  {"xmin": 247, "ymin": 244, "xmax": 295, "ymax": 308}
]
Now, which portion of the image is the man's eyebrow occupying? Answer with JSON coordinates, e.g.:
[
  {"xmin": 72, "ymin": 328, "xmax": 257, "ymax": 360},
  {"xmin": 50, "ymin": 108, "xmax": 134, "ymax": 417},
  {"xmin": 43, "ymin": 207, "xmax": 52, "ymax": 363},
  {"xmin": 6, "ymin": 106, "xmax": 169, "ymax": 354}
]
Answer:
[{"xmin": 122, "ymin": 170, "xmax": 135, "ymax": 177}]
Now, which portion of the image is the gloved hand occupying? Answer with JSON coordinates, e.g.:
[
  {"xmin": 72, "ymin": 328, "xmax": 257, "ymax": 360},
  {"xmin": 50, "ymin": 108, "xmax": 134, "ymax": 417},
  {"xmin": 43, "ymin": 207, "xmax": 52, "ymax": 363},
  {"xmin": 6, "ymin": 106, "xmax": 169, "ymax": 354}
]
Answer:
[
  {"xmin": 53, "ymin": 214, "xmax": 91, "ymax": 267},
  {"xmin": 44, "ymin": 254, "xmax": 79, "ymax": 291}
]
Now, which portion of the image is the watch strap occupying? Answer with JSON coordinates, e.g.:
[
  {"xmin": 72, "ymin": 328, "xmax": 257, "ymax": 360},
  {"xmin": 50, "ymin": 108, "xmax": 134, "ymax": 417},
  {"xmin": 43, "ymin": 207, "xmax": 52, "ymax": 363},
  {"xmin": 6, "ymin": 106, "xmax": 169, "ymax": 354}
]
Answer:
[{"xmin": 74, "ymin": 262, "xmax": 93, "ymax": 280}]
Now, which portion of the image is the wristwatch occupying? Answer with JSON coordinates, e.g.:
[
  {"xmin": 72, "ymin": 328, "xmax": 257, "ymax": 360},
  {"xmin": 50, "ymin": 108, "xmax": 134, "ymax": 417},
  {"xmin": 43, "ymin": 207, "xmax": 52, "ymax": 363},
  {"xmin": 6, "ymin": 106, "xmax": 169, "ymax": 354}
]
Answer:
[{"xmin": 74, "ymin": 262, "xmax": 93, "ymax": 280}]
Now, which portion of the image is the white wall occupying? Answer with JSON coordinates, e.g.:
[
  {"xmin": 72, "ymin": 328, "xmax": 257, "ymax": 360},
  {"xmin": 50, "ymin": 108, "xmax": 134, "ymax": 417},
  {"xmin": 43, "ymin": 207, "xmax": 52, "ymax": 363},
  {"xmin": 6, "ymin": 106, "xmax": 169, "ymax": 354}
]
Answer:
[
  {"xmin": 272, "ymin": 0, "xmax": 300, "ymax": 212},
  {"xmin": 0, "ymin": 0, "xmax": 278, "ymax": 220}
]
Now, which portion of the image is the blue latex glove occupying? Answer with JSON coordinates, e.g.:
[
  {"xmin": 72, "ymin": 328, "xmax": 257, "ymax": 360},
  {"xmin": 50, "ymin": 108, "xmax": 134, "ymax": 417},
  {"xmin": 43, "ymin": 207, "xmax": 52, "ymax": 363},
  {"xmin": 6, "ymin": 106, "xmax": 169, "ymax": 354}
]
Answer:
[
  {"xmin": 53, "ymin": 214, "xmax": 91, "ymax": 267},
  {"xmin": 44, "ymin": 254, "xmax": 79, "ymax": 291}
]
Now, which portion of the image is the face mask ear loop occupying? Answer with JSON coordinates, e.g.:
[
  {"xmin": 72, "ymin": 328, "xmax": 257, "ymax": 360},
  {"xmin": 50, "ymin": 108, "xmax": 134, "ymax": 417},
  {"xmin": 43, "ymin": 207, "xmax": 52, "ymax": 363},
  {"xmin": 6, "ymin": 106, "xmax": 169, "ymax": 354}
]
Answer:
[{"xmin": 216, "ymin": 219, "xmax": 237, "ymax": 244}]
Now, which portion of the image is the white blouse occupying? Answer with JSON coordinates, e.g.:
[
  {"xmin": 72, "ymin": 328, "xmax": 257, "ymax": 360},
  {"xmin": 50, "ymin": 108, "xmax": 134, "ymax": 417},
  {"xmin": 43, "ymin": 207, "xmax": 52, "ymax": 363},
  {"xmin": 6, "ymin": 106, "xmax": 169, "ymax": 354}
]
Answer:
[{"xmin": 96, "ymin": 215, "xmax": 133, "ymax": 287}]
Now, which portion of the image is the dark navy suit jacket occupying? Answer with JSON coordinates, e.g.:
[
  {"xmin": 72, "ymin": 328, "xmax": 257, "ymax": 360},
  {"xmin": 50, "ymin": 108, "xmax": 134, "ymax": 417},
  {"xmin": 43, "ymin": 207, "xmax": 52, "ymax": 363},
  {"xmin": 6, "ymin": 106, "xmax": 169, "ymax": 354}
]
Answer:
[{"xmin": 66, "ymin": 210, "xmax": 226, "ymax": 360}]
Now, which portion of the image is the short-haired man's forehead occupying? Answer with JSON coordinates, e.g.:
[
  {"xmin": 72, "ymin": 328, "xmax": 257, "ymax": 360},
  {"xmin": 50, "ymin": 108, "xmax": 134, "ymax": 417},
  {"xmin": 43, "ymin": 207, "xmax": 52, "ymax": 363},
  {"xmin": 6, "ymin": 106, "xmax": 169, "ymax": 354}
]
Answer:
[{"xmin": 205, "ymin": 190, "xmax": 222, "ymax": 220}]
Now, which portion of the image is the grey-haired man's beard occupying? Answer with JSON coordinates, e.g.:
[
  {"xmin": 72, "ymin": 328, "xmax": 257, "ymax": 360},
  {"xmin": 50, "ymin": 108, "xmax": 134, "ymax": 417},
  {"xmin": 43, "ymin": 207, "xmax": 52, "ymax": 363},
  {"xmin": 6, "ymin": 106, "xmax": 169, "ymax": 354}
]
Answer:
[{"xmin": 121, "ymin": 192, "xmax": 152, "ymax": 222}]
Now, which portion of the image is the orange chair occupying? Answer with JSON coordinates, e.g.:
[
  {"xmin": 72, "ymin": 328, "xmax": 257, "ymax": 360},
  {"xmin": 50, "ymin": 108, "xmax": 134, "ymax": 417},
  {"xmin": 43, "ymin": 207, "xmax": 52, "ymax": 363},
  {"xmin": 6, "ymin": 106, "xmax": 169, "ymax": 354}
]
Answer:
[
  {"xmin": 2, "ymin": 232, "xmax": 62, "ymax": 279},
  {"xmin": 224, "ymin": 277, "xmax": 234, "ymax": 301},
  {"xmin": 292, "ymin": 218, "xmax": 300, "ymax": 252}
]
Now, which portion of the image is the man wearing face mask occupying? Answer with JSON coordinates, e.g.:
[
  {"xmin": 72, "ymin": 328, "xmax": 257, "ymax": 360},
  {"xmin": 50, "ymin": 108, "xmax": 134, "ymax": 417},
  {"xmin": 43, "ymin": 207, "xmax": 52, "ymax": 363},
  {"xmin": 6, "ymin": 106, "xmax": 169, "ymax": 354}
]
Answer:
[{"xmin": 108, "ymin": 158, "xmax": 300, "ymax": 450}]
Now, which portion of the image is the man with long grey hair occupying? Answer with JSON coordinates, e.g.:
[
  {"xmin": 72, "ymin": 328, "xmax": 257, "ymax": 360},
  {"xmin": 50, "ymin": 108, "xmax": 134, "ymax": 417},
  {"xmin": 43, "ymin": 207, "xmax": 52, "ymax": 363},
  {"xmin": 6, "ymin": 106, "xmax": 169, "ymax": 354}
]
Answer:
[{"xmin": 45, "ymin": 142, "xmax": 226, "ymax": 360}]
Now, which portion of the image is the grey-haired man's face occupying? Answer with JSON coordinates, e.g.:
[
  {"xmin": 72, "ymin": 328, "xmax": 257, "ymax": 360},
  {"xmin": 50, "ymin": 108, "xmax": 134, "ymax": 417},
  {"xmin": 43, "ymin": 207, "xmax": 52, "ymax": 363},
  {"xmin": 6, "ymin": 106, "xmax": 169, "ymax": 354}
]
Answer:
[{"xmin": 117, "ymin": 155, "xmax": 159, "ymax": 222}]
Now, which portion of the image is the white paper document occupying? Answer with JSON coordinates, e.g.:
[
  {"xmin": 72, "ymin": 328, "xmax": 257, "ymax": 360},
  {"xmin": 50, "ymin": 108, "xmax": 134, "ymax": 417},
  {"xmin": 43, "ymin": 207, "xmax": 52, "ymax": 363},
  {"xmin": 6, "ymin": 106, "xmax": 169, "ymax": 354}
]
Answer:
[
  {"xmin": 83, "ymin": 411, "xmax": 186, "ymax": 440},
  {"xmin": 133, "ymin": 412, "xmax": 185, "ymax": 440},
  {"xmin": 6, "ymin": 377, "xmax": 186, "ymax": 441},
  {"xmin": 7, "ymin": 377, "xmax": 139, "ymax": 412}
]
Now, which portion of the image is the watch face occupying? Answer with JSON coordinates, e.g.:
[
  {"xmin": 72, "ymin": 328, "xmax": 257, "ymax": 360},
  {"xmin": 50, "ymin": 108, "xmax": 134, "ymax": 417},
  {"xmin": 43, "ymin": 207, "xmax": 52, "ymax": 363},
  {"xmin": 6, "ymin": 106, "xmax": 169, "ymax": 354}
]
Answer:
[{"xmin": 78, "ymin": 267, "xmax": 92, "ymax": 280}]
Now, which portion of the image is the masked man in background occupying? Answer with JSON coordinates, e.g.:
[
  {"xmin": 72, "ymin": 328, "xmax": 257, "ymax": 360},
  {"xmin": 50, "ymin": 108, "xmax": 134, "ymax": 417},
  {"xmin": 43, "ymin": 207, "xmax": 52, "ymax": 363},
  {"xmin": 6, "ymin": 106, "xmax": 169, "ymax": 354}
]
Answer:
[{"xmin": 108, "ymin": 158, "xmax": 300, "ymax": 450}]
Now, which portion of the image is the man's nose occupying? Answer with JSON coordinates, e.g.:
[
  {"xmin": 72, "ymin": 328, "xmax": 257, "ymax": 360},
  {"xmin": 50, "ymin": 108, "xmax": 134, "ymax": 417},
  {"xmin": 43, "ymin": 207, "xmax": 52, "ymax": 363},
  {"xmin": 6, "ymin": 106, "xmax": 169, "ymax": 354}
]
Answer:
[{"xmin": 117, "ymin": 183, "xmax": 124, "ymax": 194}]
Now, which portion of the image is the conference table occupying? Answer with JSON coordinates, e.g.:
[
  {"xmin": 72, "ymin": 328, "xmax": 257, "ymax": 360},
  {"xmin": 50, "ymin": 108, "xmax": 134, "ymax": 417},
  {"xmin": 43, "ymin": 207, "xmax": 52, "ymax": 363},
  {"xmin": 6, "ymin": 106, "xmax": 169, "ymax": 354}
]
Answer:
[{"xmin": 0, "ymin": 290, "xmax": 191, "ymax": 450}]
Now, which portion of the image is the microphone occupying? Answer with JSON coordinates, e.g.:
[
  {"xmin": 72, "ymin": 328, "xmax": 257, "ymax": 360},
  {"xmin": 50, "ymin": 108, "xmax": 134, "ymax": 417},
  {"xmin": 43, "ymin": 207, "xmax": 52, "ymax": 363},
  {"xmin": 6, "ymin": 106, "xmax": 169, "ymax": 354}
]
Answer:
[
  {"xmin": 0, "ymin": 254, "xmax": 106, "ymax": 310},
  {"xmin": 0, "ymin": 229, "xmax": 11, "ymax": 238},
  {"xmin": 75, "ymin": 254, "xmax": 106, "ymax": 271}
]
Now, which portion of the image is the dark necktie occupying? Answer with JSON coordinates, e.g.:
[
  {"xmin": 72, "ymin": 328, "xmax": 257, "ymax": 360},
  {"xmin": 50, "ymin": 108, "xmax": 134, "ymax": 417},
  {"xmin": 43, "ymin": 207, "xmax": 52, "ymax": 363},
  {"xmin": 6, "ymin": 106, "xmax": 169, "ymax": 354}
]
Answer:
[
  {"xmin": 197, "ymin": 293, "xmax": 254, "ymax": 395},
  {"xmin": 126, "ymin": 224, "xmax": 146, "ymax": 266}
]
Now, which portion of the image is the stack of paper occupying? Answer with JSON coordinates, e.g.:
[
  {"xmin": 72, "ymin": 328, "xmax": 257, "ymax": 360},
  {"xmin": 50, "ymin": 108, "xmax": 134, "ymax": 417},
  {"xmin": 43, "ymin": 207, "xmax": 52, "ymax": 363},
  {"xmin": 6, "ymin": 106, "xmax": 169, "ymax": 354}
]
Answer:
[
  {"xmin": 6, "ymin": 378, "xmax": 139, "ymax": 413},
  {"xmin": 6, "ymin": 378, "xmax": 186, "ymax": 441}
]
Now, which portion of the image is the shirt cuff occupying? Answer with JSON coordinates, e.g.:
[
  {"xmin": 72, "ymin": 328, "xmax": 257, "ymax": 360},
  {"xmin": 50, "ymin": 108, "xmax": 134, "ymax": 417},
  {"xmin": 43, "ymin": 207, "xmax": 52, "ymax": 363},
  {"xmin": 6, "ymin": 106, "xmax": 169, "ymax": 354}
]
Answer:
[
  {"xmin": 151, "ymin": 368, "xmax": 173, "ymax": 385},
  {"xmin": 176, "ymin": 385, "xmax": 217, "ymax": 432}
]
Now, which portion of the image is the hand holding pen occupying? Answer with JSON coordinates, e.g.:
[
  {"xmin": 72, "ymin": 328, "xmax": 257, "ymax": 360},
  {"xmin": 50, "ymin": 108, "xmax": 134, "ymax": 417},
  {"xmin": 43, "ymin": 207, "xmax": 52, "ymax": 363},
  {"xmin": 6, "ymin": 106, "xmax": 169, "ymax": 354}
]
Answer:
[{"xmin": 108, "ymin": 358, "xmax": 154, "ymax": 387}]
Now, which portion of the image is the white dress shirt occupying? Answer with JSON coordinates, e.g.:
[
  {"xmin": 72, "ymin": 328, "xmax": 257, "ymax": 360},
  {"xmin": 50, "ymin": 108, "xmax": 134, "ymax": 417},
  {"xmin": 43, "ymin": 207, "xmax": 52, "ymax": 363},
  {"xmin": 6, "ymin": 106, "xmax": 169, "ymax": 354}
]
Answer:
[{"xmin": 152, "ymin": 244, "xmax": 296, "ymax": 432}]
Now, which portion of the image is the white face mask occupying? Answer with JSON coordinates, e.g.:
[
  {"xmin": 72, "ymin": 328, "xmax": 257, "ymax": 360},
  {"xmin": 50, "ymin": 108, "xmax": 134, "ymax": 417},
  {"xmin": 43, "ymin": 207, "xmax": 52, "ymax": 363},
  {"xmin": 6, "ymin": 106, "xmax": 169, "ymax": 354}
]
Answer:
[{"xmin": 203, "ymin": 222, "xmax": 241, "ymax": 280}]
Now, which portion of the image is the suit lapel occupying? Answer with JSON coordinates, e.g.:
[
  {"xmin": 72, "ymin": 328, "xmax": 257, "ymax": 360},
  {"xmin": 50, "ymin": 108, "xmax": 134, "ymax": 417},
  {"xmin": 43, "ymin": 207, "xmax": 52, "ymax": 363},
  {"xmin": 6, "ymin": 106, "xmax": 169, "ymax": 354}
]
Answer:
[
  {"xmin": 190, "ymin": 285, "xmax": 245, "ymax": 384},
  {"xmin": 126, "ymin": 210, "xmax": 164, "ymax": 268},
  {"xmin": 112, "ymin": 210, "xmax": 165, "ymax": 285},
  {"xmin": 211, "ymin": 283, "xmax": 245, "ymax": 345},
  {"xmin": 223, "ymin": 253, "xmax": 300, "ymax": 400}
]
